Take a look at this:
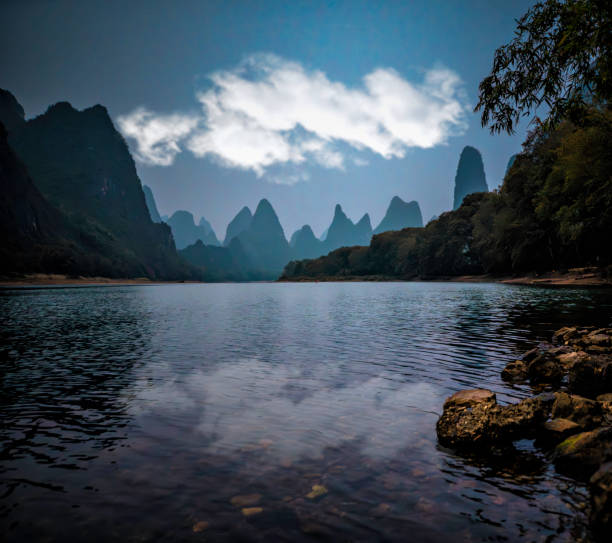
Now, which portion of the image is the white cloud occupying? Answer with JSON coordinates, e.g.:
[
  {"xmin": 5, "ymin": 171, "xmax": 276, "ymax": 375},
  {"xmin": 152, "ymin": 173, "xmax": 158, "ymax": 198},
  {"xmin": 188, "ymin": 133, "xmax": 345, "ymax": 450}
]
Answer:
[
  {"xmin": 118, "ymin": 54, "xmax": 468, "ymax": 178},
  {"xmin": 117, "ymin": 108, "xmax": 198, "ymax": 166}
]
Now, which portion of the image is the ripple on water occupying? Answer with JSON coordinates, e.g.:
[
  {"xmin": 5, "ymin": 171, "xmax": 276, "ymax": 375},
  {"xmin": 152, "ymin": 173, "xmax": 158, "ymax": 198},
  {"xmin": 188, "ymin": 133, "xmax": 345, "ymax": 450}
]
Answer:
[{"xmin": 0, "ymin": 282, "xmax": 610, "ymax": 541}]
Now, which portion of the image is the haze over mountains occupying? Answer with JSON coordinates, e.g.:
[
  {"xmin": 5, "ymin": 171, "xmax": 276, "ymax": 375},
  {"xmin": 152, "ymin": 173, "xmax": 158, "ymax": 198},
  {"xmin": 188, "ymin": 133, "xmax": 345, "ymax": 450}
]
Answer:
[
  {"xmin": 147, "ymin": 185, "xmax": 429, "ymax": 277},
  {"xmin": 1, "ymin": 87, "xmax": 498, "ymax": 281}
]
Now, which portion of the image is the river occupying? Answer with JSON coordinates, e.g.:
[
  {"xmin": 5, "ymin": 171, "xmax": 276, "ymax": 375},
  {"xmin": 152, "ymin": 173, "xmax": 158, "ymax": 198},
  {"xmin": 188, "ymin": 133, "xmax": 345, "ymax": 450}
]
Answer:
[{"xmin": 1, "ymin": 282, "xmax": 611, "ymax": 541}]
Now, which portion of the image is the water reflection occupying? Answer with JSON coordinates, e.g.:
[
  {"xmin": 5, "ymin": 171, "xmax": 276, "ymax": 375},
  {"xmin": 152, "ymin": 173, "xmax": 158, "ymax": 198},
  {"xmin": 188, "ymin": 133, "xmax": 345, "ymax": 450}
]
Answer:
[{"xmin": 0, "ymin": 282, "xmax": 610, "ymax": 541}]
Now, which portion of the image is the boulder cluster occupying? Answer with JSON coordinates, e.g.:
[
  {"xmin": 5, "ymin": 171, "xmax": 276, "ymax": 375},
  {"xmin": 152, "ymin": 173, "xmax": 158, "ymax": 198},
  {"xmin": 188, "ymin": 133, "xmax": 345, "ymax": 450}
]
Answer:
[{"xmin": 436, "ymin": 326, "xmax": 612, "ymax": 540}]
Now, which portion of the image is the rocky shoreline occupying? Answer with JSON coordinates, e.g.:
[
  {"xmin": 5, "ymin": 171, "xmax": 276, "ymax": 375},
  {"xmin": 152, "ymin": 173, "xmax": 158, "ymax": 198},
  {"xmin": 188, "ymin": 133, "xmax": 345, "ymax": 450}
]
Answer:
[{"xmin": 436, "ymin": 326, "xmax": 612, "ymax": 540}]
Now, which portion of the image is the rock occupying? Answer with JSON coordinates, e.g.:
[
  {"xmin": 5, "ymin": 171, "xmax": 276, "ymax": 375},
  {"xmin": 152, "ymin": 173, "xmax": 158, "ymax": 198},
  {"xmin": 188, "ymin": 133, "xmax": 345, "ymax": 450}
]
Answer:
[
  {"xmin": 230, "ymin": 494, "xmax": 262, "ymax": 507},
  {"xmin": 553, "ymin": 427, "xmax": 612, "ymax": 480},
  {"xmin": 415, "ymin": 497, "xmax": 437, "ymax": 514},
  {"xmin": 192, "ymin": 521, "xmax": 209, "ymax": 533},
  {"xmin": 553, "ymin": 327, "xmax": 582, "ymax": 345},
  {"xmin": 589, "ymin": 461, "xmax": 612, "ymax": 540},
  {"xmin": 585, "ymin": 333, "xmax": 611, "ymax": 347},
  {"xmin": 526, "ymin": 352, "xmax": 564, "ymax": 384},
  {"xmin": 569, "ymin": 356, "xmax": 612, "ymax": 398},
  {"xmin": 551, "ymin": 392, "xmax": 603, "ymax": 430},
  {"xmin": 370, "ymin": 503, "xmax": 392, "ymax": 517},
  {"xmin": 575, "ymin": 330, "xmax": 612, "ymax": 354},
  {"xmin": 241, "ymin": 507, "xmax": 263, "ymax": 517},
  {"xmin": 436, "ymin": 389, "xmax": 553, "ymax": 449},
  {"xmin": 522, "ymin": 347, "xmax": 541, "ymax": 362},
  {"xmin": 501, "ymin": 360, "xmax": 528, "ymax": 382},
  {"xmin": 443, "ymin": 389, "xmax": 496, "ymax": 409},
  {"xmin": 556, "ymin": 350, "xmax": 589, "ymax": 370},
  {"xmin": 542, "ymin": 418, "xmax": 582, "ymax": 442},
  {"xmin": 488, "ymin": 395, "xmax": 554, "ymax": 439},
  {"xmin": 306, "ymin": 485, "xmax": 328, "ymax": 499},
  {"xmin": 436, "ymin": 389, "xmax": 497, "ymax": 448}
]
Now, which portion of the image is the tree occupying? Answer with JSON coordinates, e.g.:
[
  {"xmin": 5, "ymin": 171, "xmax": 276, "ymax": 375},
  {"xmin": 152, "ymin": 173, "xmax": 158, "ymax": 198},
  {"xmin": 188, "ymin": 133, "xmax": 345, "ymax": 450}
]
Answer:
[{"xmin": 475, "ymin": 0, "xmax": 612, "ymax": 134}]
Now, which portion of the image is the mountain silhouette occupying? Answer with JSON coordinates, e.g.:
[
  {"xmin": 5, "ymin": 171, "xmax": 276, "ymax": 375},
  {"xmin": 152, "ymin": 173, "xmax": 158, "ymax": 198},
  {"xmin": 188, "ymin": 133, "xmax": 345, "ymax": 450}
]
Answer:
[
  {"xmin": 198, "ymin": 217, "xmax": 216, "ymax": 237},
  {"xmin": 291, "ymin": 225, "xmax": 324, "ymax": 260},
  {"xmin": 224, "ymin": 206, "xmax": 252, "ymax": 246},
  {"xmin": 323, "ymin": 204, "xmax": 372, "ymax": 251},
  {"xmin": 237, "ymin": 199, "xmax": 291, "ymax": 274},
  {"xmin": 452, "ymin": 146, "xmax": 488, "ymax": 210},
  {"xmin": 5, "ymin": 92, "xmax": 193, "ymax": 279},
  {"xmin": 373, "ymin": 196, "xmax": 423, "ymax": 234},
  {"xmin": 167, "ymin": 210, "xmax": 219, "ymax": 249},
  {"xmin": 355, "ymin": 213, "xmax": 373, "ymax": 244},
  {"xmin": 180, "ymin": 237, "xmax": 260, "ymax": 281}
]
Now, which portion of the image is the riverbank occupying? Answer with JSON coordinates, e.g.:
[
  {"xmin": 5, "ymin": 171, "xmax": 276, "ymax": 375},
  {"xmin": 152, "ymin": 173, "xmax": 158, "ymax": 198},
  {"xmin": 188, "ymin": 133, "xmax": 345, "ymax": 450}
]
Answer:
[
  {"xmin": 436, "ymin": 326, "xmax": 612, "ymax": 540},
  {"xmin": 3, "ymin": 267, "xmax": 611, "ymax": 288},
  {"xmin": 279, "ymin": 267, "xmax": 612, "ymax": 287},
  {"xmin": 0, "ymin": 273, "xmax": 201, "ymax": 287}
]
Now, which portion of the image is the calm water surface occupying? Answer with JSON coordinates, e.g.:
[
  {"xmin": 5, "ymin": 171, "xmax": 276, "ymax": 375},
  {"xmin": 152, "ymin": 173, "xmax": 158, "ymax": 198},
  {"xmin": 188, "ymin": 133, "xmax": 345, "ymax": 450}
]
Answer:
[{"xmin": 1, "ymin": 282, "xmax": 611, "ymax": 542}]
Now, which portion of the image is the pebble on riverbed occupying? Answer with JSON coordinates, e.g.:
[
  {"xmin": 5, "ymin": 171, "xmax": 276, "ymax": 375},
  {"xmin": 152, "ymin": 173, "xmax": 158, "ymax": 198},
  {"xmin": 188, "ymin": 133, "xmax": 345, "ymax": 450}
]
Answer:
[{"xmin": 437, "ymin": 326, "xmax": 612, "ymax": 540}]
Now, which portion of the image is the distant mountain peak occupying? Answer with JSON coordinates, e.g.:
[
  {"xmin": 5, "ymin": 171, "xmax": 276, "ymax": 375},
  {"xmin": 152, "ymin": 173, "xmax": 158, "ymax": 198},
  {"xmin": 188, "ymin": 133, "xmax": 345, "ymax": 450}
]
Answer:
[
  {"xmin": 453, "ymin": 146, "xmax": 488, "ymax": 210},
  {"xmin": 356, "ymin": 213, "xmax": 372, "ymax": 229},
  {"xmin": 224, "ymin": 206, "xmax": 252, "ymax": 246},
  {"xmin": 237, "ymin": 199, "xmax": 289, "ymax": 272},
  {"xmin": 290, "ymin": 224, "xmax": 323, "ymax": 260},
  {"xmin": 45, "ymin": 101, "xmax": 77, "ymax": 115},
  {"xmin": 256, "ymin": 198, "xmax": 274, "ymax": 212},
  {"xmin": 373, "ymin": 196, "xmax": 423, "ymax": 234},
  {"xmin": 167, "ymin": 210, "xmax": 219, "ymax": 249}
]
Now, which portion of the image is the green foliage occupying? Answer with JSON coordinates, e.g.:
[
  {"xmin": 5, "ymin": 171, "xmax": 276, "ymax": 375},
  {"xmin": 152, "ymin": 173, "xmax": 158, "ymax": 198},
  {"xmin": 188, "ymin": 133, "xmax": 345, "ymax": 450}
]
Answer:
[
  {"xmin": 476, "ymin": 0, "xmax": 612, "ymax": 134},
  {"xmin": 282, "ymin": 110, "xmax": 612, "ymax": 280}
]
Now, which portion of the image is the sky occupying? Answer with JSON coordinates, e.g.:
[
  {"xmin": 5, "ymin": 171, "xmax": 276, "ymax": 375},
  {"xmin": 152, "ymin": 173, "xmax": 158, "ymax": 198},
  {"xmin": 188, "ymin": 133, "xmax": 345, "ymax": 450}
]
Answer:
[{"xmin": 0, "ymin": 0, "xmax": 537, "ymax": 239}]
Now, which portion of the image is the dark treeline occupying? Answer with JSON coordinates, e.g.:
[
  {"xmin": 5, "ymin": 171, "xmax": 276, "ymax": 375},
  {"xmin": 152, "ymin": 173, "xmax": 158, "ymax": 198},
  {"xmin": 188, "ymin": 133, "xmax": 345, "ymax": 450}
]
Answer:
[{"xmin": 281, "ymin": 110, "xmax": 612, "ymax": 280}]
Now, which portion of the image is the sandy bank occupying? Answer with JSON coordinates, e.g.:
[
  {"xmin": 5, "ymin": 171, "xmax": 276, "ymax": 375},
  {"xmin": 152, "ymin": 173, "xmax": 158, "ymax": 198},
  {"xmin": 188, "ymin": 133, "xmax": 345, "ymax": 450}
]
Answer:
[{"xmin": 0, "ymin": 273, "xmax": 200, "ymax": 287}]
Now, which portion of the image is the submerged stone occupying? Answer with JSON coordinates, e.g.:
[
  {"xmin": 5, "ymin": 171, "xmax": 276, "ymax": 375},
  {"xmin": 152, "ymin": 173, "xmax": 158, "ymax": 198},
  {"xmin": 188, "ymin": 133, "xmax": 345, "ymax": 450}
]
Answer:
[
  {"xmin": 241, "ymin": 507, "xmax": 263, "ymax": 517},
  {"xmin": 192, "ymin": 520, "xmax": 209, "ymax": 532},
  {"xmin": 231, "ymin": 494, "xmax": 262, "ymax": 507},
  {"xmin": 306, "ymin": 485, "xmax": 328, "ymax": 499}
]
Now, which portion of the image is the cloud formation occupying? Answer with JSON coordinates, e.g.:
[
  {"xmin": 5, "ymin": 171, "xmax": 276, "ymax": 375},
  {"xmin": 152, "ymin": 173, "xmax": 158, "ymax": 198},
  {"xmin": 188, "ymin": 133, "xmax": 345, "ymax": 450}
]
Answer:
[
  {"xmin": 118, "ymin": 54, "xmax": 468, "ymax": 179},
  {"xmin": 117, "ymin": 108, "xmax": 199, "ymax": 166}
]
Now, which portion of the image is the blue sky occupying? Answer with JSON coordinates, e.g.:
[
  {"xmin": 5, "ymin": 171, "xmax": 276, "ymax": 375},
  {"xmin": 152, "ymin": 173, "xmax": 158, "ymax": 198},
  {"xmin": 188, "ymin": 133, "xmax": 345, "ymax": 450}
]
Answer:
[{"xmin": 1, "ymin": 0, "xmax": 536, "ymax": 238}]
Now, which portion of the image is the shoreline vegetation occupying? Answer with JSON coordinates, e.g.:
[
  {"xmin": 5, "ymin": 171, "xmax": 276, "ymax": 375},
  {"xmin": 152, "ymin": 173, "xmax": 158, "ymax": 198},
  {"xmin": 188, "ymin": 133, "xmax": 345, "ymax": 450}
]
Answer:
[
  {"xmin": 436, "ymin": 326, "xmax": 612, "ymax": 540},
  {"xmin": 1, "ymin": 267, "xmax": 611, "ymax": 288}
]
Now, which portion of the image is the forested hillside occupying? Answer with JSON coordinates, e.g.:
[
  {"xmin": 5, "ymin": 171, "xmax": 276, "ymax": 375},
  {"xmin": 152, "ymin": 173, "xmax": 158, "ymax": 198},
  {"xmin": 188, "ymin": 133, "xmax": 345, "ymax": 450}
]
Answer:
[{"xmin": 281, "ymin": 111, "xmax": 612, "ymax": 280}]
